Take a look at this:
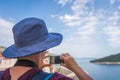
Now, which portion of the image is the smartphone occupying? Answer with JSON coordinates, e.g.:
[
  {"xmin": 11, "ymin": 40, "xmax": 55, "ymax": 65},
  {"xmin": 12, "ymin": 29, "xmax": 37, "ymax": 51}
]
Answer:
[{"xmin": 50, "ymin": 55, "xmax": 64, "ymax": 64}]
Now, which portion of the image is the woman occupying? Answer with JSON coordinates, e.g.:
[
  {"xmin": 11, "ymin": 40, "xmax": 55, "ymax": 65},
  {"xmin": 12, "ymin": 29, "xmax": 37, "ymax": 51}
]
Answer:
[{"xmin": 1, "ymin": 17, "xmax": 93, "ymax": 80}]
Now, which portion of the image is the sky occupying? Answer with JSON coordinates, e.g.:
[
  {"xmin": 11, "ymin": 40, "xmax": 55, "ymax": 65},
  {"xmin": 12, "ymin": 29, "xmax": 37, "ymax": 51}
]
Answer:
[{"xmin": 0, "ymin": 0, "xmax": 120, "ymax": 58}]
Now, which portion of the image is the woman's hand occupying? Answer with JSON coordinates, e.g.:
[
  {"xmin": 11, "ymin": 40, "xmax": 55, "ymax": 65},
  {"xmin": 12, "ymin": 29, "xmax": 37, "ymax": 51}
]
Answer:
[
  {"xmin": 60, "ymin": 53, "xmax": 93, "ymax": 80},
  {"xmin": 60, "ymin": 53, "xmax": 79, "ymax": 72},
  {"xmin": 38, "ymin": 51, "xmax": 51, "ymax": 69}
]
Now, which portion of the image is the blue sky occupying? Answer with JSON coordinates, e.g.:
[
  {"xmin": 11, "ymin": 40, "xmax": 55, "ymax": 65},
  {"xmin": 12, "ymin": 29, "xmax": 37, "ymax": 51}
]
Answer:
[{"xmin": 0, "ymin": 0, "xmax": 120, "ymax": 58}]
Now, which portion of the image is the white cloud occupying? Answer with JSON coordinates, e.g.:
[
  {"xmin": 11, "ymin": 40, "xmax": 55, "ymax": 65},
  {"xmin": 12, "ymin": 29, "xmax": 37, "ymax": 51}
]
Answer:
[
  {"xmin": 58, "ymin": 0, "xmax": 71, "ymax": 6},
  {"xmin": 102, "ymin": 10, "xmax": 120, "ymax": 48},
  {"xmin": 110, "ymin": 0, "xmax": 116, "ymax": 5},
  {"xmin": 77, "ymin": 16, "xmax": 98, "ymax": 40},
  {"xmin": 59, "ymin": 14, "xmax": 82, "ymax": 27},
  {"xmin": 0, "ymin": 18, "xmax": 14, "ymax": 47},
  {"xmin": 0, "ymin": 18, "xmax": 13, "ymax": 28},
  {"xmin": 58, "ymin": 0, "xmax": 120, "ymax": 47},
  {"xmin": 118, "ymin": 5, "xmax": 120, "ymax": 10},
  {"xmin": 71, "ymin": 0, "xmax": 92, "ymax": 14},
  {"xmin": 50, "ymin": 14, "xmax": 59, "ymax": 18},
  {"xmin": 103, "ymin": 26, "xmax": 120, "ymax": 48},
  {"xmin": 59, "ymin": 0, "xmax": 94, "ymax": 27},
  {"xmin": 56, "ymin": 0, "xmax": 120, "ymax": 57},
  {"xmin": 107, "ymin": 11, "xmax": 120, "ymax": 26}
]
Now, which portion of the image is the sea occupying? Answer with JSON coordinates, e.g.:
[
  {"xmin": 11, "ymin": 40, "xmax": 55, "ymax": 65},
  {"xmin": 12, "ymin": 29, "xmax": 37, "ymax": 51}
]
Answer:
[{"xmin": 75, "ymin": 58, "xmax": 120, "ymax": 80}]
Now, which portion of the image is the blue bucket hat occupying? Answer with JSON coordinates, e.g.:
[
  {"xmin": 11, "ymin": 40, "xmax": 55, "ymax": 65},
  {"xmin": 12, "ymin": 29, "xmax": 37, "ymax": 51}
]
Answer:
[{"xmin": 2, "ymin": 17, "xmax": 63, "ymax": 58}]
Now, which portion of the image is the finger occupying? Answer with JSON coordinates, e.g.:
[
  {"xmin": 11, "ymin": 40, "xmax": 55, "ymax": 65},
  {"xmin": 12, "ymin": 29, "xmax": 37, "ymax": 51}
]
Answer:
[
  {"xmin": 43, "ymin": 63, "xmax": 52, "ymax": 67},
  {"xmin": 60, "ymin": 55, "xmax": 65, "ymax": 60},
  {"xmin": 39, "ymin": 63, "xmax": 52, "ymax": 69},
  {"xmin": 44, "ymin": 55, "xmax": 51, "ymax": 59},
  {"xmin": 62, "ymin": 53, "xmax": 69, "ymax": 57},
  {"xmin": 60, "ymin": 63, "xmax": 66, "ymax": 67}
]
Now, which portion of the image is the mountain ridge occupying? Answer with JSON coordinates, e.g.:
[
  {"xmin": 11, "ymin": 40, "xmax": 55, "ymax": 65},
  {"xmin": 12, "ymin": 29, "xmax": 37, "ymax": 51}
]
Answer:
[{"xmin": 90, "ymin": 53, "xmax": 120, "ymax": 64}]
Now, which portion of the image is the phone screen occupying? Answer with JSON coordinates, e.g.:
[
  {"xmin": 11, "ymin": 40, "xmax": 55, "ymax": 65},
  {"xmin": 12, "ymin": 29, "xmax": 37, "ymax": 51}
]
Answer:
[{"xmin": 50, "ymin": 55, "xmax": 64, "ymax": 64}]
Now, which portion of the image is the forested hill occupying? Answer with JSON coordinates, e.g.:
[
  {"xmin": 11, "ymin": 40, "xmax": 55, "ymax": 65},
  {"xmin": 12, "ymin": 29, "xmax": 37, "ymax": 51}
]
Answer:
[{"xmin": 90, "ymin": 53, "xmax": 120, "ymax": 63}]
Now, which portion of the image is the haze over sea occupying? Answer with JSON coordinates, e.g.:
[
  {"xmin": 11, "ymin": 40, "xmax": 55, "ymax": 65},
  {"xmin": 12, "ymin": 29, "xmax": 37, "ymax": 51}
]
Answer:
[{"xmin": 76, "ymin": 58, "xmax": 120, "ymax": 80}]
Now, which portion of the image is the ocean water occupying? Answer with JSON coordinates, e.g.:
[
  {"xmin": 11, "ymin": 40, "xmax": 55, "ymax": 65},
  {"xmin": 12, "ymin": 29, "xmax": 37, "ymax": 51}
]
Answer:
[{"xmin": 76, "ymin": 58, "xmax": 120, "ymax": 80}]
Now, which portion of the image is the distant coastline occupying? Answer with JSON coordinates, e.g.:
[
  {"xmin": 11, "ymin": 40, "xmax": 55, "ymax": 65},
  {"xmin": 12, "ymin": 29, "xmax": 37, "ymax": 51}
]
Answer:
[
  {"xmin": 91, "ymin": 62, "xmax": 120, "ymax": 64},
  {"xmin": 90, "ymin": 53, "xmax": 120, "ymax": 64}
]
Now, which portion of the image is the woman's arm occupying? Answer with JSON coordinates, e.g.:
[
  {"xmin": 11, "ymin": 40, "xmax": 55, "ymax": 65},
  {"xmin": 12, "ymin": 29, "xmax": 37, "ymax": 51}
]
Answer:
[{"xmin": 60, "ymin": 53, "xmax": 93, "ymax": 80}]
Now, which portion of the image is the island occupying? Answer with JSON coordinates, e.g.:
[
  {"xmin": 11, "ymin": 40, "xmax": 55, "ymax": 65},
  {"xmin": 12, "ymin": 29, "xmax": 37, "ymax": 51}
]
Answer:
[{"xmin": 90, "ymin": 53, "xmax": 120, "ymax": 64}]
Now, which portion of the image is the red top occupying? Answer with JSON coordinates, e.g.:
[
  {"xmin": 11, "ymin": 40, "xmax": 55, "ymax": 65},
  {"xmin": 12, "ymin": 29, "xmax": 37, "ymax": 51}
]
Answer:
[{"xmin": 0, "ymin": 67, "xmax": 73, "ymax": 80}]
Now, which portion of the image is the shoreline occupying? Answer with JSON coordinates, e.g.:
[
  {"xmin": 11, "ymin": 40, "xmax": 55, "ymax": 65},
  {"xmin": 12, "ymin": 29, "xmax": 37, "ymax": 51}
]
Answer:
[{"xmin": 91, "ymin": 62, "xmax": 120, "ymax": 64}]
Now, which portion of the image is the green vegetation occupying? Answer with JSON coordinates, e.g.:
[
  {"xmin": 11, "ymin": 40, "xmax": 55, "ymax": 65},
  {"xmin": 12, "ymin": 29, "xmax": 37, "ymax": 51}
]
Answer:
[{"xmin": 90, "ymin": 53, "xmax": 120, "ymax": 62}]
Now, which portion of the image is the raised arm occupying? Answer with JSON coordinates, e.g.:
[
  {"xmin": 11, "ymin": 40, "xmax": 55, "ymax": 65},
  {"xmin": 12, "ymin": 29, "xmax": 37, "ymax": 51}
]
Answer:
[{"xmin": 60, "ymin": 53, "xmax": 93, "ymax": 80}]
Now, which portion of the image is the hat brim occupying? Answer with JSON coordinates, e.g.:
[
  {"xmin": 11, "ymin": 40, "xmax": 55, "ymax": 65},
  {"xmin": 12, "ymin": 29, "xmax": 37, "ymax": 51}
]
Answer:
[{"xmin": 2, "ymin": 33, "xmax": 63, "ymax": 58}]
